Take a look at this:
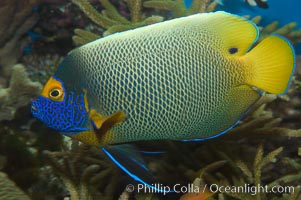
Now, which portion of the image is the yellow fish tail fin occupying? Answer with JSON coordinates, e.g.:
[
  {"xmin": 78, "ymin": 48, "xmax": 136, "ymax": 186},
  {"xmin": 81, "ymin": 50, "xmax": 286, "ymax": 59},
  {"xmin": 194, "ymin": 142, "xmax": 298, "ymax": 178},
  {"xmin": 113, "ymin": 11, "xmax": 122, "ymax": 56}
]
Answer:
[{"xmin": 243, "ymin": 35, "xmax": 295, "ymax": 95}]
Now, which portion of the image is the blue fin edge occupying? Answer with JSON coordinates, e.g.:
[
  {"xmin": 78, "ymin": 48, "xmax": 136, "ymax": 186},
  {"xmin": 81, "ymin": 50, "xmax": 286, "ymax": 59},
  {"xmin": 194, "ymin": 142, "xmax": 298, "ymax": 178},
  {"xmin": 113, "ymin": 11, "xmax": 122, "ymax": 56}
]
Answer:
[
  {"xmin": 182, "ymin": 120, "xmax": 240, "ymax": 142},
  {"xmin": 101, "ymin": 147, "xmax": 174, "ymax": 193},
  {"xmin": 140, "ymin": 151, "xmax": 166, "ymax": 155}
]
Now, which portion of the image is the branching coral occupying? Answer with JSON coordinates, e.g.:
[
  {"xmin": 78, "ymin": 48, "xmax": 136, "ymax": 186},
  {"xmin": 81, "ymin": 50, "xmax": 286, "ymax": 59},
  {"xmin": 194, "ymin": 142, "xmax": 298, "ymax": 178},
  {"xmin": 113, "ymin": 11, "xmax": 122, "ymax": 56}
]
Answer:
[
  {"xmin": 43, "ymin": 141, "xmax": 126, "ymax": 200},
  {"xmin": 245, "ymin": 15, "xmax": 301, "ymax": 45},
  {"xmin": 143, "ymin": 0, "xmax": 217, "ymax": 18},
  {"xmin": 0, "ymin": 0, "xmax": 39, "ymax": 77},
  {"xmin": 224, "ymin": 105, "xmax": 301, "ymax": 139},
  {"xmin": 72, "ymin": 0, "xmax": 164, "ymax": 45},
  {"xmin": 0, "ymin": 64, "xmax": 41, "ymax": 121},
  {"xmin": 171, "ymin": 121, "xmax": 301, "ymax": 200},
  {"xmin": 0, "ymin": 172, "xmax": 31, "ymax": 200},
  {"xmin": 72, "ymin": 0, "xmax": 301, "ymax": 48},
  {"xmin": 72, "ymin": 0, "xmax": 217, "ymax": 45},
  {"xmin": 179, "ymin": 144, "xmax": 301, "ymax": 200}
]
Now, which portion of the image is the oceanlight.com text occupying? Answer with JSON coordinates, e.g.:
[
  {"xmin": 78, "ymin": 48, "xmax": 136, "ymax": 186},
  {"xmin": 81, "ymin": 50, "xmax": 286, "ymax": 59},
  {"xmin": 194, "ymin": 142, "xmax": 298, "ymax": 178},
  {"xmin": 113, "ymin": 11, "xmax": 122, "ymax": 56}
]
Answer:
[
  {"xmin": 125, "ymin": 183, "xmax": 295, "ymax": 196},
  {"xmin": 209, "ymin": 184, "xmax": 295, "ymax": 196}
]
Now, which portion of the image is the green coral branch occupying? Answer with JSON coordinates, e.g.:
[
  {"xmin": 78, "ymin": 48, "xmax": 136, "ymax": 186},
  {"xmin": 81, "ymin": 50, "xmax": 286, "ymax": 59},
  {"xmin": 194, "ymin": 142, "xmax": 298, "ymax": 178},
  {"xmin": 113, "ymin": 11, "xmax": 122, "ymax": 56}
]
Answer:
[
  {"xmin": 293, "ymin": 77, "xmax": 301, "ymax": 89},
  {"xmin": 288, "ymin": 187, "xmax": 301, "ymax": 200},
  {"xmin": 73, "ymin": 28, "xmax": 100, "ymax": 46},
  {"xmin": 206, "ymin": 1, "xmax": 218, "ymax": 12},
  {"xmin": 44, "ymin": 142, "xmax": 122, "ymax": 200},
  {"xmin": 126, "ymin": 0, "xmax": 142, "ymax": 23},
  {"xmin": 103, "ymin": 15, "xmax": 164, "ymax": 36},
  {"xmin": 260, "ymin": 147, "xmax": 283, "ymax": 168},
  {"xmin": 190, "ymin": 0, "xmax": 207, "ymax": 13},
  {"xmin": 99, "ymin": 0, "xmax": 129, "ymax": 23},
  {"xmin": 253, "ymin": 144, "xmax": 264, "ymax": 200},
  {"xmin": 0, "ymin": 172, "xmax": 31, "ymax": 200},
  {"xmin": 268, "ymin": 174, "xmax": 301, "ymax": 189},
  {"xmin": 215, "ymin": 150, "xmax": 242, "ymax": 176},
  {"xmin": 221, "ymin": 95, "xmax": 301, "ymax": 140},
  {"xmin": 274, "ymin": 22, "xmax": 297, "ymax": 36},
  {"xmin": 220, "ymin": 145, "xmax": 288, "ymax": 200},
  {"xmin": 72, "ymin": 0, "xmax": 119, "ymax": 29},
  {"xmin": 192, "ymin": 160, "xmax": 227, "ymax": 182},
  {"xmin": 143, "ymin": 0, "xmax": 217, "ymax": 17},
  {"xmin": 184, "ymin": 142, "xmax": 300, "ymax": 200},
  {"xmin": 267, "ymin": 156, "xmax": 301, "ymax": 191},
  {"xmin": 72, "ymin": 0, "xmax": 164, "ymax": 44},
  {"xmin": 235, "ymin": 160, "xmax": 253, "ymax": 183},
  {"xmin": 249, "ymin": 16, "xmax": 301, "ymax": 45},
  {"xmin": 252, "ymin": 146, "xmax": 283, "ymax": 199},
  {"xmin": 190, "ymin": 0, "xmax": 217, "ymax": 13},
  {"xmin": 143, "ymin": 0, "xmax": 186, "ymax": 17}
]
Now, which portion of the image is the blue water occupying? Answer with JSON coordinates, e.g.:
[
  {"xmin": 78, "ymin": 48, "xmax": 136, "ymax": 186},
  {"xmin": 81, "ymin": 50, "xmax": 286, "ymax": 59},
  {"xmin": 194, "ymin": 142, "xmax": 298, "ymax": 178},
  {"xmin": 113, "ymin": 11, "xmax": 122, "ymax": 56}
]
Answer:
[
  {"xmin": 184, "ymin": 0, "xmax": 301, "ymax": 53},
  {"xmin": 221, "ymin": 0, "xmax": 300, "ymax": 27}
]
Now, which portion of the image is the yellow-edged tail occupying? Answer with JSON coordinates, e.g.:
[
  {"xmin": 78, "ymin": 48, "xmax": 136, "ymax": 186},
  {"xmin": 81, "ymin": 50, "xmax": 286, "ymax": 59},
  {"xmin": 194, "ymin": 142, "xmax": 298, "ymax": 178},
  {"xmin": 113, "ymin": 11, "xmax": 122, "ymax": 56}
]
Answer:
[{"xmin": 243, "ymin": 35, "xmax": 295, "ymax": 95}]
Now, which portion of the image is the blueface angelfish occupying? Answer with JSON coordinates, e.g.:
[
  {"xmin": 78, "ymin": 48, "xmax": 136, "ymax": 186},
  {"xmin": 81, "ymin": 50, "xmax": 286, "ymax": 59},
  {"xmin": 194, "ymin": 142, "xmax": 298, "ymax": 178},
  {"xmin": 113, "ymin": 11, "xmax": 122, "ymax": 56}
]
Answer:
[{"xmin": 31, "ymin": 11, "xmax": 295, "ymax": 190}]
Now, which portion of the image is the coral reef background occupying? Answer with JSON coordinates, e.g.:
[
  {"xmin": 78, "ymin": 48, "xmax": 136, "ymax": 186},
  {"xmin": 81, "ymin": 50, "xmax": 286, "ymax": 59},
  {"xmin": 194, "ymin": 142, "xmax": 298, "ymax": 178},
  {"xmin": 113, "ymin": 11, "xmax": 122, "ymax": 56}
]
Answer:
[{"xmin": 0, "ymin": 0, "xmax": 301, "ymax": 200}]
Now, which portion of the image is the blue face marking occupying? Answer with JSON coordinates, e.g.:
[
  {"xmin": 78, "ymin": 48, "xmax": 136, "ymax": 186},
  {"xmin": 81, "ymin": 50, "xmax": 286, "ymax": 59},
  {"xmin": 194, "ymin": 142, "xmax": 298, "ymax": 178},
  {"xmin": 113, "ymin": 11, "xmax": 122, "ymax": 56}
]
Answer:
[{"xmin": 31, "ymin": 91, "xmax": 89, "ymax": 132}]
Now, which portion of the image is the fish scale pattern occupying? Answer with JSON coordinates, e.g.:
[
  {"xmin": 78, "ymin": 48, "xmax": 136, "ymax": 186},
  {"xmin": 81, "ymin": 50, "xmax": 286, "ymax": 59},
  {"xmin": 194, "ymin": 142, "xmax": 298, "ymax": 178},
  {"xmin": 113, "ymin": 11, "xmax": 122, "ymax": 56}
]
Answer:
[{"xmin": 60, "ymin": 13, "xmax": 257, "ymax": 143}]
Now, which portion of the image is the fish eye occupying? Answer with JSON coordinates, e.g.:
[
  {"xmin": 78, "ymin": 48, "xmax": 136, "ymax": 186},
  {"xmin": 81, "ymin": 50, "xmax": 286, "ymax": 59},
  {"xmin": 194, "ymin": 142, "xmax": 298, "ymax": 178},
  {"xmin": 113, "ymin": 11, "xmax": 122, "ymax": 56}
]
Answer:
[
  {"xmin": 229, "ymin": 47, "xmax": 238, "ymax": 54},
  {"xmin": 49, "ymin": 88, "xmax": 63, "ymax": 100}
]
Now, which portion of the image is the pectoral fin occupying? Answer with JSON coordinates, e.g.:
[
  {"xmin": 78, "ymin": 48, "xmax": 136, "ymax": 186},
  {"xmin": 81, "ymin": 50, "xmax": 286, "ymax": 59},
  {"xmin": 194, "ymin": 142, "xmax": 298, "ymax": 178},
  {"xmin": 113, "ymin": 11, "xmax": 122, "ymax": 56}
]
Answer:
[
  {"xmin": 89, "ymin": 109, "xmax": 126, "ymax": 137},
  {"xmin": 102, "ymin": 145, "xmax": 172, "ymax": 193}
]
